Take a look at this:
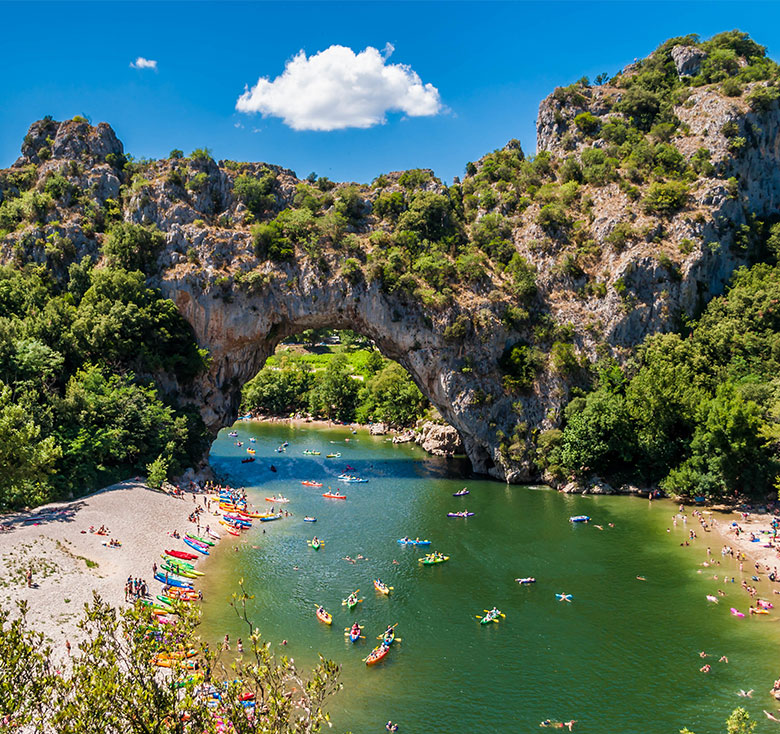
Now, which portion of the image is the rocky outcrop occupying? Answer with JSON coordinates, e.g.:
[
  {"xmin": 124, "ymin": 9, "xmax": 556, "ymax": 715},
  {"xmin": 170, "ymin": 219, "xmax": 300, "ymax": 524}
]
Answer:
[
  {"xmin": 671, "ymin": 45, "xmax": 707, "ymax": 77},
  {"xmin": 415, "ymin": 422, "xmax": 465, "ymax": 456}
]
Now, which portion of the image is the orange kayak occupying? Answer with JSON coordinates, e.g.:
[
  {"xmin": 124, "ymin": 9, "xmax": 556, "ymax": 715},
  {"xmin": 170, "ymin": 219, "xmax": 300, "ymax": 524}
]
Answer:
[
  {"xmin": 316, "ymin": 607, "xmax": 333, "ymax": 625},
  {"xmin": 322, "ymin": 493, "xmax": 346, "ymax": 500},
  {"xmin": 365, "ymin": 644, "xmax": 390, "ymax": 665}
]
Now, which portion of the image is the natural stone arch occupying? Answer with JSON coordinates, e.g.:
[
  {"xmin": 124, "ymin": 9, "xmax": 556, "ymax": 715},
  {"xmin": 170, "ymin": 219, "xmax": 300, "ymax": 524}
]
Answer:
[{"xmin": 161, "ymin": 270, "xmax": 524, "ymax": 481}]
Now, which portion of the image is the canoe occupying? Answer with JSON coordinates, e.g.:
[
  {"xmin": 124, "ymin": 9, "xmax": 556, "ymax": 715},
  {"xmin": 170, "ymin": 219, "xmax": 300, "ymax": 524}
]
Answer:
[
  {"xmin": 309, "ymin": 539, "xmax": 322, "ymax": 550},
  {"xmin": 301, "ymin": 481, "xmax": 323, "ymax": 487},
  {"xmin": 185, "ymin": 533, "xmax": 215, "ymax": 547},
  {"xmin": 162, "ymin": 554, "xmax": 196, "ymax": 569},
  {"xmin": 246, "ymin": 449, "xmax": 255, "ymax": 454},
  {"xmin": 397, "ymin": 538, "xmax": 431, "ymax": 546},
  {"xmin": 479, "ymin": 612, "xmax": 500, "ymax": 625},
  {"xmin": 241, "ymin": 457, "xmax": 255, "ymax": 463},
  {"xmin": 365, "ymin": 644, "xmax": 389, "ymax": 665},
  {"xmin": 342, "ymin": 593, "xmax": 362, "ymax": 610},
  {"xmin": 322, "ymin": 493, "xmax": 346, "ymax": 500},
  {"xmin": 166, "ymin": 549, "xmax": 199, "ymax": 561},
  {"xmin": 315, "ymin": 607, "xmax": 332, "ymax": 625},
  {"xmin": 381, "ymin": 628, "xmax": 395, "ymax": 646},
  {"xmin": 569, "ymin": 515, "xmax": 590, "ymax": 523},
  {"xmin": 373, "ymin": 579, "xmax": 391, "ymax": 595},
  {"xmin": 161, "ymin": 563, "xmax": 198, "ymax": 579},
  {"xmin": 447, "ymin": 512, "xmax": 475, "ymax": 518},
  {"xmin": 304, "ymin": 517, "xmax": 317, "ymax": 523},
  {"xmin": 346, "ymin": 625, "xmax": 363, "ymax": 642},
  {"xmin": 183, "ymin": 537, "xmax": 209, "ymax": 555},
  {"xmin": 154, "ymin": 571, "xmax": 193, "ymax": 589},
  {"xmin": 419, "ymin": 555, "xmax": 449, "ymax": 564}
]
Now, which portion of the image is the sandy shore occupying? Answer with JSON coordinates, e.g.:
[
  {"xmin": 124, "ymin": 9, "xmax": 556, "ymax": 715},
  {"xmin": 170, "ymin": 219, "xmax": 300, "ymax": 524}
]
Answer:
[{"xmin": 0, "ymin": 480, "xmax": 228, "ymax": 659}]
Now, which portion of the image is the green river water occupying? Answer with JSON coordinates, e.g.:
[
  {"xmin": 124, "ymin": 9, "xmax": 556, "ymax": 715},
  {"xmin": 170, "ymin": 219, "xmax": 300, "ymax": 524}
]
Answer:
[{"xmin": 200, "ymin": 421, "xmax": 780, "ymax": 733}]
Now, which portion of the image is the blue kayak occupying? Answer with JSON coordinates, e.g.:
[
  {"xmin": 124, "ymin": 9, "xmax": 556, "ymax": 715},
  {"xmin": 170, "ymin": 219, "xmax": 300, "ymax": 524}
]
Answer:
[
  {"xmin": 397, "ymin": 538, "xmax": 431, "ymax": 546},
  {"xmin": 183, "ymin": 537, "xmax": 209, "ymax": 554},
  {"xmin": 569, "ymin": 515, "xmax": 590, "ymax": 523},
  {"xmin": 154, "ymin": 571, "xmax": 193, "ymax": 589}
]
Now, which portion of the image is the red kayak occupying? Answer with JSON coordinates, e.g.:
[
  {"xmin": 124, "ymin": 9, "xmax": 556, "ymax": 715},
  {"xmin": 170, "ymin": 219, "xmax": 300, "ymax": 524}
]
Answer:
[{"xmin": 165, "ymin": 549, "xmax": 199, "ymax": 561}]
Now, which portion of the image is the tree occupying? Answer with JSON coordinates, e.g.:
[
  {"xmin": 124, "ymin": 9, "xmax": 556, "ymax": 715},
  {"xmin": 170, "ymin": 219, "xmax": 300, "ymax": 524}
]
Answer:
[
  {"xmin": 309, "ymin": 354, "xmax": 359, "ymax": 421},
  {"xmin": 726, "ymin": 707, "xmax": 756, "ymax": 734},
  {"xmin": 0, "ymin": 383, "xmax": 60, "ymax": 509},
  {"xmin": 233, "ymin": 173, "xmax": 275, "ymax": 217},
  {"xmin": 101, "ymin": 223, "xmax": 164, "ymax": 274},
  {"xmin": 356, "ymin": 362, "xmax": 426, "ymax": 426},
  {"xmin": 145, "ymin": 453, "xmax": 168, "ymax": 489}
]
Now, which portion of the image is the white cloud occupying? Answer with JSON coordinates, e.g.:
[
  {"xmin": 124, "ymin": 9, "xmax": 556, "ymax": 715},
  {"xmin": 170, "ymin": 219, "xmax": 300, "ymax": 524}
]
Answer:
[
  {"xmin": 235, "ymin": 44, "xmax": 442, "ymax": 131},
  {"xmin": 130, "ymin": 57, "xmax": 157, "ymax": 70}
]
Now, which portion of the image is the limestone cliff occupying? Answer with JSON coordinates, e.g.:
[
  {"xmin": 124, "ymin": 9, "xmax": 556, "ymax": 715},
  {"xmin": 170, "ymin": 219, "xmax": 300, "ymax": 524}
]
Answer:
[{"xmin": 2, "ymin": 34, "xmax": 780, "ymax": 483}]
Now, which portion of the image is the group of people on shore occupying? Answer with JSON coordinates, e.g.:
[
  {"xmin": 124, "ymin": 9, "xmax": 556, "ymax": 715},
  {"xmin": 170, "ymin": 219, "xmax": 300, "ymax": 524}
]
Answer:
[{"xmin": 124, "ymin": 576, "xmax": 148, "ymax": 601}]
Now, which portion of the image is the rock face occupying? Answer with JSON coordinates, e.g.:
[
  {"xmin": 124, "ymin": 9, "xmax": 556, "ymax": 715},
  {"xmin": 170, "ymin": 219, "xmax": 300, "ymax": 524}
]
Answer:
[
  {"xmin": 671, "ymin": 45, "xmax": 708, "ymax": 78},
  {"xmin": 415, "ymin": 422, "xmax": 465, "ymax": 456},
  {"xmin": 3, "ymin": 40, "xmax": 780, "ymax": 485}
]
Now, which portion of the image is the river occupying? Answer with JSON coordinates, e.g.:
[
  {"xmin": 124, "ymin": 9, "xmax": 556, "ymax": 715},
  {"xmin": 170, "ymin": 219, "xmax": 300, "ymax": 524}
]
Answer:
[{"xmin": 201, "ymin": 421, "xmax": 780, "ymax": 733}]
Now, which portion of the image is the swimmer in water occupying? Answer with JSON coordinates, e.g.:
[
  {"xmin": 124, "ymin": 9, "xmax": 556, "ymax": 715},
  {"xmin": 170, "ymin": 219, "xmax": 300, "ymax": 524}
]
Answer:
[{"xmin": 700, "ymin": 664, "xmax": 711, "ymax": 673}]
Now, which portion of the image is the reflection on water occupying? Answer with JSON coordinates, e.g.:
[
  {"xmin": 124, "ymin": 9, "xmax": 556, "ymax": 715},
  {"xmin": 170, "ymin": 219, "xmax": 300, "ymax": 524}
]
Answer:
[{"xmin": 203, "ymin": 421, "xmax": 780, "ymax": 733}]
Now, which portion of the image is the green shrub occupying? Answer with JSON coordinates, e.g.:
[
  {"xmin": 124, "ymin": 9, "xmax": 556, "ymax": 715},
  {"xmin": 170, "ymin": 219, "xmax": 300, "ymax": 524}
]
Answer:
[
  {"xmin": 233, "ymin": 173, "xmax": 276, "ymax": 216},
  {"xmin": 186, "ymin": 172, "xmax": 208, "ymax": 193},
  {"xmin": 102, "ymin": 223, "xmax": 164, "ymax": 273},
  {"xmin": 536, "ymin": 202, "xmax": 570, "ymax": 232},
  {"xmin": 574, "ymin": 112, "xmax": 601, "ymax": 136},
  {"xmin": 642, "ymin": 181, "xmax": 688, "ymax": 214},
  {"xmin": 499, "ymin": 342, "xmax": 542, "ymax": 389},
  {"xmin": 342, "ymin": 257, "xmax": 363, "ymax": 284}
]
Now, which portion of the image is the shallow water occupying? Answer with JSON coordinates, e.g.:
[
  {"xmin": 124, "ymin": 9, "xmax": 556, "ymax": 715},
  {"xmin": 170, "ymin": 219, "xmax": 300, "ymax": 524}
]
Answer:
[{"xmin": 201, "ymin": 422, "xmax": 780, "ymax": 733}]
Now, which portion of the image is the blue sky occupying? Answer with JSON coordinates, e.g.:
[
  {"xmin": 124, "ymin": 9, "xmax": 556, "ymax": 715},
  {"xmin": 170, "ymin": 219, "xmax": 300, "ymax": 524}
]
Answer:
[{"xmin": 2, "ymin": 1, "xmax": 779, "ymax": 183}]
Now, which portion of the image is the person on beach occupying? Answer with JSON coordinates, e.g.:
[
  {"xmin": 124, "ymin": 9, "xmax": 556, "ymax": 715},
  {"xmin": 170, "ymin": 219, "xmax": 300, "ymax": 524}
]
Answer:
[
  {"xmin": 26, "ymin": 567, "xmax": 32, "ymax": 588},
  {"xmin": 66, "ymin": 639, "xmax": 71, "ymax": 656},
  {"xmin": 223, "ymin": 634, "xmax": 230, "ymax": 651},
  {"xmin": 237, "ymin": 638, "xmax": 243, "ymax": 653}
]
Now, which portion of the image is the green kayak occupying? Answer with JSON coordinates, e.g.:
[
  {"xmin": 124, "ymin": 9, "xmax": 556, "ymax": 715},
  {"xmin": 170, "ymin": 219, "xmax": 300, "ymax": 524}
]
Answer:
[
  {"xmin": 186, "ymin": 533, "xmax": 214, "ymax": 547},
  {"xmin": 419, "ymin": 554, "xmax": 449, "ymax": 565},
  {"xmin": 162, "ymin": 563, "xmax": 197, "ymax": 579},
  {"xmin": 162, "ymin": 555, "xmax": 196, "ymax": 570}
]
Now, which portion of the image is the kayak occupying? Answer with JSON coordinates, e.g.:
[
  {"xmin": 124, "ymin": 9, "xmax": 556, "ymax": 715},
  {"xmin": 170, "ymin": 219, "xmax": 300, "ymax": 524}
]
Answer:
[
  {"xmin": 265, "ymin": 496, "xmax": 289, "ymax": 503},
  {"xmin": 303, "ymin": 517, "xmax": 317, "ymax": 523},
  {"xmin": 303, "ymin": 450, "xmax": 321, "ymax": 456},
  {"xmin": 373, "ymin": 579, "xmax": 391, "ymax": 595},
  {"xmin": 453, "ymin": 489, "xmax": 469, "ymax": 496},
  {"xmin": 183, "ymin": 537, "xmax": 209, "ymax": 555},
  {"xmin": 154, "ymin": 571, "xmax": 193, "ymax": 589},
  {"xmin": 342, "ymin": 592, "xmax": 362, "ymax": 610},
  {"xmin": 259, "ymin": 513, "xmax": 283, "ymax": 522},
  {"xmin": 479, "ymin": 609, "xmax": 503, "ymax": 624},
  {"xmin": 161, "ymin": 563, "xmax": 198, "ymax": 579},
  {"xmin": 185, "ymin": 533, "xmax": 214, "ymax": 547},
  {"xmin": 326, "ymin": 453, "xmax": 341, "ymax": 458},
  {"xmin": 166, "ymin": 549, "xmax": 199, "ymax": 561},
  {"xmin": 365, "ymin": 644, "xmax": 390, "ymax": 665},
  {"xmin": 322, "ymin": 493, "xmax": 346, "ymax": 500},
  {"xmin": 570, "ymin": 515, "xmax": 590, "ymax": 523},
  {"xmin": 310, "ymin": 539, "xmax": 322, "ymax": 550},
  {"xmin": 206, "ymin": 529, "xmax": 221, "ymax": 540},
  {"xmin": 301, "ymin": 481, "xmax": 323, "ymax": 487},
  {"xmin": 345, "ymin": 625, "xmax": 363, "ymax": 642},
  {"xmin": 338, "ymin": 474, "xmax": 368, "ymax": 483},
  {"xmin": 162, "ymin": 554, "xmax": 196, "ymax": 569},
  {"xmin": 315, "ymin": 607, "xmax": 332, "ymax": 625},
  {"xmin": 516, "ymin": 577, "xmax": 536, "ymax": 585},
  {"xmin": 447, "ymin": 512, "xmax": 475, "ymax": 518},
  {"xmin": 397, "ymin": 538, "xmax": 431, "ymax": 546},
  {"xmin": 218, "ymin": 521, "xmax": 241, "ymax": 536},
  {"xmin": 419, "ymin": 555, "xmax": 449, "ymax": 564}
]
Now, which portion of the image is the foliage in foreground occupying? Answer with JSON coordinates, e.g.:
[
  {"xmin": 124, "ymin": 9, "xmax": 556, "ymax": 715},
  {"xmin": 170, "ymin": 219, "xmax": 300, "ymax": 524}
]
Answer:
[
  {"xmin": 538, "ymin": 260, "xmax": 780, "ymax": 499},
  {"xmin": 0, "ymin": 588, "xmax": 340, "ymax": 733}
]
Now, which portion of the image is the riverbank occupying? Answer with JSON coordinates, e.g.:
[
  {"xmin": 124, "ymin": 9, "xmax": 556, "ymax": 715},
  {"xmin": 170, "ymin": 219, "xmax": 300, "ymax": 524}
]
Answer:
[{"xmin": 0, "ymin": 480, "xmax": 229, "ymax": 659}]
